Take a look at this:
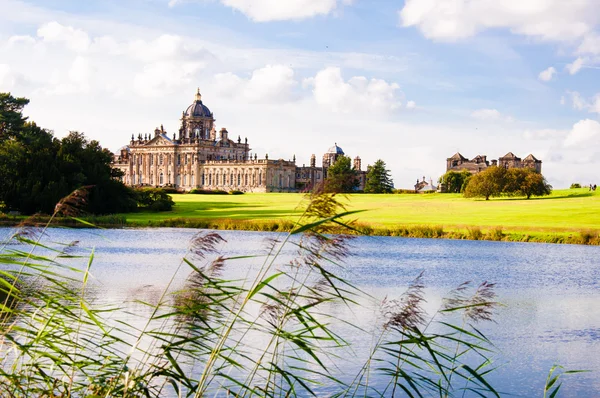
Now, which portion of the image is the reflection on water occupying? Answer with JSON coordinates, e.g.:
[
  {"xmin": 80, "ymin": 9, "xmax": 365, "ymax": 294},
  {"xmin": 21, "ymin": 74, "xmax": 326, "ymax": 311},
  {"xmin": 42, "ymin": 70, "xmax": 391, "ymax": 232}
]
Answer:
[{"xmin": 0, "ymin": 227, "xmax": 599, "ymax": 397}]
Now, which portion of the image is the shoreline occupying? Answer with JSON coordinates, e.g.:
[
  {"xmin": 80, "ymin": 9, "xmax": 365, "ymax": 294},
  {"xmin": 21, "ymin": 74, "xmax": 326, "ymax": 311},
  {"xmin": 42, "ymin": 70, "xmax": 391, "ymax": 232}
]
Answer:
[{"xmin": 2, "ymin": 215, "xmax": 599, "ymax": 246}]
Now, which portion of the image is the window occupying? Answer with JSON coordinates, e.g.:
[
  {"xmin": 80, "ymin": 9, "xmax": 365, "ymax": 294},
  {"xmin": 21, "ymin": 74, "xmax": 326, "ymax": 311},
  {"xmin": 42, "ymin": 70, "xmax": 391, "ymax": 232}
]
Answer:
[
  {"xmin": 160, "ymin": 155, "xmax": 163, "ymax": 165},
  {"xmin": 177, "ymin": 154, "xmax": 181, "ymax": 165},
  {"xmin": 191, "ymin": 174, "xmax": 195, "ymax": 186},
  {"xmin": 237, "ymin": 174, "xmax": 241, "ymax": 185},
  {"xmin": 202, "ymin": 173, "xmax": 205, "ymax": 185},
  {"xmin": 176, "ymin": 175, "xmax": 181, "ymax": 186},
  {"xmin": 159, "ymin": 173, "xmax": 164, "ymax": 185},
  {"xmin": 185, "ymin": 155, "xmax": 189, "ymax": 165},
  {"xmin": 208, "ymin": 174, "xmax": 212, "ymax": 185}
]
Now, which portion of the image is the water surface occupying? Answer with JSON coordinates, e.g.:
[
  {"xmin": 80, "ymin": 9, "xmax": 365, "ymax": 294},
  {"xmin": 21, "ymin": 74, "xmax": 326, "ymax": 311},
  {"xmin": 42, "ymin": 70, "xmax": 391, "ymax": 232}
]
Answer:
[{"xmin": 1, "ymin": 227, "xmax": 598, "ymax": 397}]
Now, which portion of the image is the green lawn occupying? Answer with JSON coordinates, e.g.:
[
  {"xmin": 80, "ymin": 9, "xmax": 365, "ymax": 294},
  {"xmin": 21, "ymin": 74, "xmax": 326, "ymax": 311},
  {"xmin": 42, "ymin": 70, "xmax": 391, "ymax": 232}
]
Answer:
[{"xmin": 123, "ymin": 188, "xmax": 600, "ymax": 234}]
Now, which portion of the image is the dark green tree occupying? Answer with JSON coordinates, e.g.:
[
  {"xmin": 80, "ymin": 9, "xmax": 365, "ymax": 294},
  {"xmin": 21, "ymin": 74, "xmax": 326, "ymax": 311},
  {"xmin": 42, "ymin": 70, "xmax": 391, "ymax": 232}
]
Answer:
[
  {"xmin": 504, "ymin": 168, "xmax": 552, "ymax": 199},
  {"xmin": 324, "ymin": 155, "xmax": 358, "ymax": 193},
  {"xmin": 438, "ymin": 169, "xmax": 472, "ymax": 193},
  {"xmin": 463, "ymin": 166, "xmax": 507, "ymax": 200},
  {"xmin": 0, "ymin": 93, "xmax": 29, "ymax": 140},
  {"xmin": 0, "ymin": 93, "xmax": 137, "ymax": 215},
  {"xmin": 364, "ymin": 159, "xmax": 394, "ymax": 193}
]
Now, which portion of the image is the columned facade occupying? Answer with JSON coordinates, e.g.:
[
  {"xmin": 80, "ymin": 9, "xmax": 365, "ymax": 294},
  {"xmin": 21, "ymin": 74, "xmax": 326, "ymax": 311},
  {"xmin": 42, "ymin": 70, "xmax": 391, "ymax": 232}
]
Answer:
[{"xmin": 113, "ymin": 88, "xmax": 364, "ymax": 192}]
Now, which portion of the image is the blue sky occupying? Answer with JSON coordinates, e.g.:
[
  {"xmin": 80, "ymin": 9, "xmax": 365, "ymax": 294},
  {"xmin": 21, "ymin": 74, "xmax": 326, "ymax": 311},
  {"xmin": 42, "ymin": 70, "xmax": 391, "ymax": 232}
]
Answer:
[{"xmin": 1, "ymin": 0, "xmax": 599, "ymax": 188}]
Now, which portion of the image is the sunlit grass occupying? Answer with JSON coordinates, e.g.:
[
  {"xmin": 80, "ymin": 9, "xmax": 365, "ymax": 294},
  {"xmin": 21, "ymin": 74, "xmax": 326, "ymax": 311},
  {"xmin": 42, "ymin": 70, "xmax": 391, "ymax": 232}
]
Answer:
[{"xmin": 121, "ymin": 188, "xmax": 600, "ymax": 235}]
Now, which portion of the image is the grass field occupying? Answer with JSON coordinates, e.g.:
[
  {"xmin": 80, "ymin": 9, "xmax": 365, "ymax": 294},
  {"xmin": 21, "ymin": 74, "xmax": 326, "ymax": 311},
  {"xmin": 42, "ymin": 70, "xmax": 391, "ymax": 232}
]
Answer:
[{"xmin": 119, "ymin": 188, "xmax": 600, "ymax": 243}]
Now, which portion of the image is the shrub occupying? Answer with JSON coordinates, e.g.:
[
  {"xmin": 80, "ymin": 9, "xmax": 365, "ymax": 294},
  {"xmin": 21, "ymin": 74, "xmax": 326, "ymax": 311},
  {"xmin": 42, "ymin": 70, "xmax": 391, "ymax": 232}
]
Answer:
[
  {"xmin": 228, "ymin": 190, "xmax": 244, "ymax": 195},
  {"xmin": 488, "ymin": 227, "xmax": 505, "ymax": 241},
  {"xmin": 570, "ymin": 183, "xmax": 582, "ymax": 189},
  {"xmin": 135, "ymin": 188, "xmax": 174, "ymax": 212},
  {"xmin": 467, "ymin": 226, "xmax": 483, "ymax": 240}
]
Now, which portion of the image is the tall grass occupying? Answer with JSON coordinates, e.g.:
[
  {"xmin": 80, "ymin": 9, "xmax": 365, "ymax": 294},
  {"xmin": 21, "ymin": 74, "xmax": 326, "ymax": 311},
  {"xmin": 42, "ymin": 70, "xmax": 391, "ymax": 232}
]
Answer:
[{"xmin": 0, "ymin": 189, "xmax": 582, "ymax": 396}]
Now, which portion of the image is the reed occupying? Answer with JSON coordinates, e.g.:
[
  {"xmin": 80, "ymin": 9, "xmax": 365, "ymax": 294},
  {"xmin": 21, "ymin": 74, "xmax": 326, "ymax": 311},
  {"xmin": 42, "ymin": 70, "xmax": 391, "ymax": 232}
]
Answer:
[{"xmin": 0, "ymin": 190, "xmax": 584, "ymax": 397}]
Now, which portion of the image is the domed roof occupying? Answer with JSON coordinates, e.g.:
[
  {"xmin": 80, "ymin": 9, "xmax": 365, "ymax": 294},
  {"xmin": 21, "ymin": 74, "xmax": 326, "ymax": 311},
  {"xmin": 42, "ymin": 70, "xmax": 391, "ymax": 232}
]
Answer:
[
  {"xmin": 326, "ymin": 143, "xmax": 344, "ymax": 155},
  {"xmin": 184, "ymin": 88, "xmax": 213, "ymax": 118}
]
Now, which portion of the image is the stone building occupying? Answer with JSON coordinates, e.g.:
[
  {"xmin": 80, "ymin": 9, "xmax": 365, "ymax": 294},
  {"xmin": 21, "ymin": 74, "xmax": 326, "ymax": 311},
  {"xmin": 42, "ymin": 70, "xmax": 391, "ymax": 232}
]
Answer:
[
  {"xmin": 113, "ymin": 89, "xmax": 367, "ymax": 192},
  {"xmin": 446, "ymin": 152, "xmax": 542, "ymax": 174},
  {"xmin": 294, "ymin": 144, "xmax": 366, "ymax": 191}
]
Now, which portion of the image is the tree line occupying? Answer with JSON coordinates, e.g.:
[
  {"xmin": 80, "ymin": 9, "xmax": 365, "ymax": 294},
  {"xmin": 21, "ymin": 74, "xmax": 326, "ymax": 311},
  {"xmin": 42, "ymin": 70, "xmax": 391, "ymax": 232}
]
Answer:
[
  {"xmin": 0, "ymin": 93, "xmax": 172, "ymax": 215},
  {"xmin": 439, "ymin": 166, "xmax": 552, "ymax": 200}
]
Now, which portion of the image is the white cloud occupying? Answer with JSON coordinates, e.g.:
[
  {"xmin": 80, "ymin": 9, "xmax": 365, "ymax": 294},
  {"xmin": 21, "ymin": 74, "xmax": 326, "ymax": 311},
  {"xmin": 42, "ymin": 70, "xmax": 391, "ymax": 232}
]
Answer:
[
  {"xmin": 213, "ymin": 65, "xmax": 298, "ymax": 103},
  {"xmin": 538, "ymin": 66, "xmax": 556, "ymax": 81},
  {"xmin": 215, "ymin": 0, "xmax": 350, "ymax": 22},
  {"xmin": 470, "ymin": 108, "xmax": 513, "ymax": 121},
  {"xmin": 305, "ymin": 67, "xmax": 403, "ymax": 114},
  {"xmin": 591, "ymin": 95, "xmax": 600, "ymax": 114},
  {"xmin": 567, "ymin": 57, "xmax": 585, "ymax": 75},
  {"xmin": 37, "ymin": 21, "xmax": 90, "ymax": 52},
  {"xmin": 569, "ymin": 91, "xmax": 588, "ymax": 110},
  {"xmin": 524, "ymin": 128, "xmax": 566, "ymax": 140},
  {"xmin": 0, "ymin": 64, "xmax": 17, "ymax": 89},
  {"xmin": 567, "ymin": 91, "xmax": 600, "ymax": 114},
  {"xmin": 7, "ymin": 35, "xmax": 36, "ymax": 47},
  {"xmin": 578, "ymin": 33, "xmax": 600, "ymax": 55},
  {"xmin": 134, "ymin": 61, "xmax": 205, "ymax": 97},
  {"xmin": 564, "ymin": 119, "xmax": 600, "ymax": 147},
  {"xmin": 399, "ymin": 0, "xmax": 599, "ymax": 42},
  {"xmin": 406, "ymin": 100, "xmax": 416, "ymax": 110}
]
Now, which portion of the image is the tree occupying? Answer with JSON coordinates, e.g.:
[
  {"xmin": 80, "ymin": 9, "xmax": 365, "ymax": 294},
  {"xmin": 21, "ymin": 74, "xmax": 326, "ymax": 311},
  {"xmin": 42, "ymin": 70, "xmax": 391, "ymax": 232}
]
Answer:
[
  {"xmin": 364, "ymin": 159, "xmax": 394, "ymax": 193},
  {"xmin": 504, "ymin": 168, "xmax": 552, "ymax": 199},
  {"xmin": 0, "ymin": 93, "xmax": 137, "ymax": 215},
  {"xmin": 438, "ymin": 169, "xmax": 472, "ymax": 193},
  {"xmin": 0, "ymin": 93, "xmax": 29, "ymax": 140},
  {"xmin": 463, "ymin": 166, "xmax": 506, "ymax": 200},
  {"xmin": 324, "ymin": 155, "xmax": 358, "ymax": 193}
]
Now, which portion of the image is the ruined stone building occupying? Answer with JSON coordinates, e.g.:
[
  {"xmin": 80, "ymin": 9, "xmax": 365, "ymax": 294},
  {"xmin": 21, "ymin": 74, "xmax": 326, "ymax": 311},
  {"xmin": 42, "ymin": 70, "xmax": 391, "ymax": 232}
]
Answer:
[
  {"xmin": 446, "ymin": 152, "xmax": 542, "ymax": 174},
  {"xmin": 113, "ymin": 89, "xmax": 366, "ymax": 192}
]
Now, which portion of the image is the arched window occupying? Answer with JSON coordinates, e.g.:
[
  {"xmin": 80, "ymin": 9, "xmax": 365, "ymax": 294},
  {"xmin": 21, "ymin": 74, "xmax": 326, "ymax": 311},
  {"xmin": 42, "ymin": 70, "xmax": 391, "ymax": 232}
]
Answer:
[
  {"xmin": 183, "ymin": 174, "xmax": 187, "ymax": 186},
  {"xmin": 177, "ymin": 154, "xmax": 181, "ymax": 165},
  {"xmin": 208, "ymin": 174, "xmax": 212, "ymax": 185},
  {"xmin": 159, "ymin": 173, "xmax": 164, "ymax": 185},
  {"xmin": 191, "ymin": 174, "xmax": 195, "ymax": 186},
  {"xmin": 237, "ymin": 174, "xmax": 241, "ymax": 185},
  {"xmin": 202, "ymin": 173, "xmax": 205, "ymax": 185},
  {"xmin": 176, "ymin": 175, "xmax": 181, "ymax": 186}
]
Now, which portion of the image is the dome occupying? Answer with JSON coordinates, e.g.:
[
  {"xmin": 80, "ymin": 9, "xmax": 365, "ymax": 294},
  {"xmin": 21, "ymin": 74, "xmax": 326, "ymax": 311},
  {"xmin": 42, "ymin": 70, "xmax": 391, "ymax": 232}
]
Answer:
[
  {"xmin": 326, "ymin": 143, "xmax": 344, "ymax": 155},
  {"xmin": 184, "ymin": 88, "xmax": 213, "ymax": 118}
]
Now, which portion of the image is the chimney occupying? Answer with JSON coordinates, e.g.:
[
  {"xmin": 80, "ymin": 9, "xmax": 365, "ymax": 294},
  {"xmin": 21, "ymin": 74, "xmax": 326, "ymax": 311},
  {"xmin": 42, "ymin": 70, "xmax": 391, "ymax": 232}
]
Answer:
[
  {"xmin": 353, "ymin": 156, "xmax": 362, "ymax": 171},
  {"xmin": 220, "ymin": 128, "xmax": 228, "ymax": 141},
  {"xmin": 310, "ymin": 154, "xmax": 316, "ymax": 168}
]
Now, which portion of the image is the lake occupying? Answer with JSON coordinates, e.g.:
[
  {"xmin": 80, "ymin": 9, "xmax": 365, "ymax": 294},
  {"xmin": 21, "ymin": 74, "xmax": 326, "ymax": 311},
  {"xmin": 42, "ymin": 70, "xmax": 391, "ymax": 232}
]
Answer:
[{"xmin": 1, "ymin": 227, "xmax": 599, "ymax": 397}]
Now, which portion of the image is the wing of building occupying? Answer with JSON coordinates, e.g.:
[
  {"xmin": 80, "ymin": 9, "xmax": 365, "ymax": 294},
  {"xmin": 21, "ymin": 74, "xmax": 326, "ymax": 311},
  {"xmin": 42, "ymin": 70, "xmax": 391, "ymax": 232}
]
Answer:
[
  {"xmin": 113, "ymin": 89, "xmax": 366, "ymax": 192},
  {"xmin": 445, "ymin": 152, "xmax": 542, "ymax": 174}
]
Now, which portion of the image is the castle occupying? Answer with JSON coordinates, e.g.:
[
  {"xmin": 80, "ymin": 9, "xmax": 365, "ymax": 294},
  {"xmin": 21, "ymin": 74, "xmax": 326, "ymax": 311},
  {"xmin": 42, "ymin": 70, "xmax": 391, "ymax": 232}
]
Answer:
[
  {"xmin": 113, "ymin": 89, "xmax": 366, "ymax": 192},
  {"xmin": 446, "ymin": 152, "xmax": 542, "ymax": 174}
]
